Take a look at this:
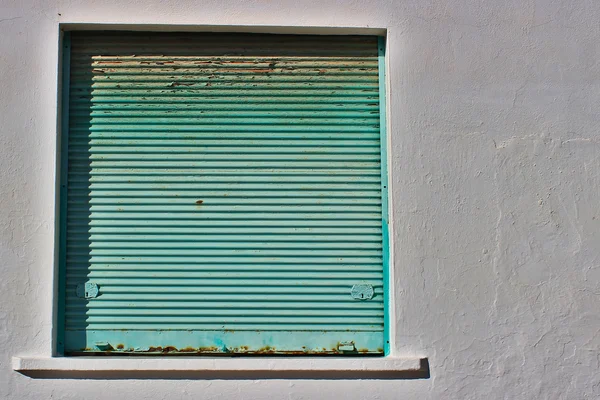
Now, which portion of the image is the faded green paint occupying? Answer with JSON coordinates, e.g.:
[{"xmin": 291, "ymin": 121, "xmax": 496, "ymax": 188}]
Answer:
[{"xmin": 62, "ymin": 31, "xmax": 387, "ymax": 355}]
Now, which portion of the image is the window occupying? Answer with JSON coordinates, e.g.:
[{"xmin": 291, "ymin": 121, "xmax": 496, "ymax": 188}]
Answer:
[{"xmin": 58, "ymin": 31, "xmax": 388, "ymax": 356}]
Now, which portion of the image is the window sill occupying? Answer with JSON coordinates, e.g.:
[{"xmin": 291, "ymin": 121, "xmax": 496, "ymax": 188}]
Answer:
[{"xmin": 13, "ymin": 356, "xmax": 429, "ymax": 379}]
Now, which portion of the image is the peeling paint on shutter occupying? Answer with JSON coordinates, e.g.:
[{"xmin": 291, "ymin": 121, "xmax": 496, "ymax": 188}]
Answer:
[{"xmin": 61, "ymin": 31, "xmax": 386, "ymax": 355}]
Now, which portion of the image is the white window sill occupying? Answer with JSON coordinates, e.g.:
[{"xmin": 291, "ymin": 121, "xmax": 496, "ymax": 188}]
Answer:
[{"xmin": 13, "ymin": 356, "xmax": 428, "ymax": 379}]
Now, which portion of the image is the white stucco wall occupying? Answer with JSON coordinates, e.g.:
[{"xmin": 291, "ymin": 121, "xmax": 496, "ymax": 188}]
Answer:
[{"xmin": 1, "ymin": 0, "xmax": 600, "ymax": 398}]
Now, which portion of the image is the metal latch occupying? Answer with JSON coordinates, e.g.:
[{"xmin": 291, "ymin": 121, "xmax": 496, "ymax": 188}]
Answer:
[
  {"xmin": 351, "ymin": 284, "xmax": 374, "ymax": 300},
  {"xmin": 76, "ymin": 282, "xmax": 99, "ymax": 299},
  {"xmin": 337, "ymin": 341, "xmax": 356, "ymax": 352},
  {"xmin": 95, "ymin": 342, "xmax": 113, "ymax": 351}
]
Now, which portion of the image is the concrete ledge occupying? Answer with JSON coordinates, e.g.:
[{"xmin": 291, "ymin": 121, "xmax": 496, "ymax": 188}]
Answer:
[{"xmin": 13, "ymin": 356, "xmax": 429, "ymax": 380}]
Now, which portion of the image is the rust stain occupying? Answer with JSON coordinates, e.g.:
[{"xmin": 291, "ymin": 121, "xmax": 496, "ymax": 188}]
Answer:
[
  {"xmin": 197, "ymin": 346, "xmax": 218, "ymax": 352},
  {"xmin": 145, "ymin": 346, "xmax": 179, "ymax": 353},
  {"xmin": 91, "ymin": 69, "xmax": 106, "ymax": 74},
  {"xmin": 195, "ymin": 200, "xmax": 204, "ymax": 205},
  {"xmin": 76, "ymin": 345, "xmax": 373, "ymax": 355},
  {"xmin": 377, "ymin": 348, "xmax": 384, "ymax": 352},
  {"xmin": 250, "ymin": 346, "xmax": 276, "ymax": 354}
]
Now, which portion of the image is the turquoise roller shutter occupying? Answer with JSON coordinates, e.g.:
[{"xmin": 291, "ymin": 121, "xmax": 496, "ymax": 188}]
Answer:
[{"xmin": 61, "ymin": 31, "xmax": 386, "ymax": 355}]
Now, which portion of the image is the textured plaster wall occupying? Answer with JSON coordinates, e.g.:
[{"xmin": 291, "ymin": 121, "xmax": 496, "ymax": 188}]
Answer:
[{"xmin": 1, "ymin": 0, "xmax": 600, "ymax": 398}]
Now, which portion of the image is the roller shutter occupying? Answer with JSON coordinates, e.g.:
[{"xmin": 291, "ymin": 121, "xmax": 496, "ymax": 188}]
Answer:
[{"xmin": 59, "ymin": 31, "xmax": 387, "ymax": 355}]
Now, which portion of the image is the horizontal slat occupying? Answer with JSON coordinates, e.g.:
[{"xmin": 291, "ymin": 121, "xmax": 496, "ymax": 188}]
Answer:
[
  {"xmin": 74, "ymin": 67, "xmax": 379, "ymax": 74},
  {"xmin": 66, "ymin": 282, "xmax": 382, "ymax": 291},
  {"xmin": 66, "ymin": 256, "xmax": 382, "ymax": 264},
  {"xmin": 72, "ymin": 79, "xmax": 377, "ymax": 88},
  {"xmin": 68, "ymin": 223, "xmax": 381, "ymax": 230},
  {"xmin": 66, "ymin": 262, "xmax": 381, "ymax": 269},
  {"xmin": 68, "ymin": 221, "xmax": 381, "ymax": 229},
  {"xmin": 67, "ymin": 242, "xmax": 381, "ymax": 256},
  {"xmin": 71, "ymin": 57, "xmax": 378, "ymax": 64},
  {"xmin": 65, "ymin": 309, "xmax": 383, "ymax": 318},
  {"xmin": 73, "ymin": 176, "xmax": 381, "ymax": 184},
  {"xmin": 70, "ymin": 111, "xmax": 379, "ymax": 119},
  {"xmin": 71, "ymin": 234, "xmax": 381, "ymax": 242},
  {"xmin": 66, "ymin": 268, "xmax": 382, "ymax": 276},
  {"xmin": 67, "ymin": 188, "xmax": 379, "ymax": 196},
  {"xmin": 68, "ymin": 138, "xmax": 380, "ymax": 146},
  {"xmin": 71, "ymin": 69, "xmax": 377, "ymax": 78},
  {"xmin": 66, "ymin": 301, "xmax": 382, "ymax": 310},
  {"xmin": 72, "ymin": 59, "xmax": 378, "ymax": 67},
  {"xmin": 71, "ymin": 113, "xmax": 379, "ymax": 123},
  {"xmin": 68, "ymin": 241, "xmax": 381, "ymax": 250},
  {"xmin": 68, "ymin": 208, "xmax": 380, "ymax": 216},
  {"xmin": 66, "ymin": 227, "xmax": 382, "ymax": 234},
  {"xmin": 66, "ymin": 312, "xmax": 382, "ymax": 321},
  {"xmin": 68, "ymin": 246, "xmax": 381, "ymax": 255},
  {"xmin": 74, "ymin": 168, "xmax": 381, "ymax": 175},
  {"xmin": 70, "ymin": 55, "xmax": 378, "ymax": 62},
  {"xmin": 70, "ymin": 95, "xmax": 378, "ymax": 103},
  {"xmin": 69, "ymin": 125, "xmax": 379, "ymax": 132},
  {"xmin": 68, "ymin": 147, "xmax": 379, "ymax": 156},
  {"xmin": 69, "ymin": 155, "xmax": 379, "ymax": 163},
  {"xmin": 69, "ymin": 103, "xmax": 379, "ymax": 112},
  {"xmin": 72, "ymin": 87, "xmax": 379, "ymax": 97},
  {"xmin": 65, "ymin": 324, "xmax": 383, "ymax": 331},
  {"xmin": 73, "ymin": 67, "xmax": 378, "ymax": 75},
  {"xmin": 71, "ymin": 164, "xmax": 380, "ymax": 172},
  {"xmin": 70, "ymin": 181, "xmax": 380, "ymax": 189},
  {"xmin": 65, "ymin": 293, "xmax": 381, "ymax": 301},
  {"xmin": 73, "ymin": 82, "xmax": 378, "ymax": 90},
  {"xmin": 67, "ymin": 133, "xmax": 380, "ymax": 141},
  {"xmin": 67, "ymin": 199, "xmax": 381, "ymax": 207},
  {"xmin": 66, "ymin": 266, "xmax": 383, "ymax": 275},
  {"xmin": 67, "ymin": 213, "xmax": 381, "ymax": 221}
]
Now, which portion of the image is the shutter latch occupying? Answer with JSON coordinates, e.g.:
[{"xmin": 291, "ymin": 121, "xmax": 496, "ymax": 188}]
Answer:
[
  {"xmin": 351, "ymin": 284, "xmax": 374, "ymax": 300},
  {"xmin": 76, "ymin": 282, "xmax": 99, "ymax": 299},
  {"xmin": 337, "ymin": 341, "xmax": 356, "ymax": 352},
  {"xmin": 95, "ymin": 342, "xmax": 113, "ymax": 351}
]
